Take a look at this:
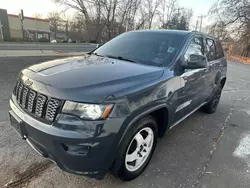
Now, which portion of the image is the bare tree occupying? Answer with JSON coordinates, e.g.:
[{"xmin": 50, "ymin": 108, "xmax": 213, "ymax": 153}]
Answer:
[
  {"xmin": 47, "ymin": 12, "xmax": 62, "ymax": 39},
  {"xmin": 33, "ymin": 13, "xmax": 43, "ymax": 19},
  {"xmin": 207, "ymin": 21, "xmax": 229, "ymax": 41},
  {"xmin": 135, "ymin": 6, "xmax": 148, "ymax": 30},
  {"xmin": 68, "ymin": 14, "xmax": 87, "ymax": 41},
  {"xmin": 209, "ymin": 0, "xmax": 250, "ymax": 57},
  {"xmin": 53, "ymin": 0, "xmax": 92, "ymax": 20},
  {"xmin": 100, "ymin": 0, "xmax": 119, "ymax": 39},
  {"xmin": 117, "ymin": 0, "xmax": 141, "ymax": 32},
  {"xmin": 53, "ymin": 0, "xmax": 121, "ymax": 41},
  {"xmin": 143, "ymin": 0, "xmax": 162, "ymax": 29},
  {"xmin": 52, "ymin": 0, "xmax": 96, "ymax": 40},
  {"xmin": 51, "ymin": 0, "xmax": 194, "ymax": 42},
  {"xmin": 129, "ymin": 0, "xmax": 142, "ymax": 30},
  {"xmin": 94, "ymin": 0, "xmax": 104, "ymax": 41},
  {"xmin": 159, "ymin": 0, "xmax": 177, "ymax": 26}
]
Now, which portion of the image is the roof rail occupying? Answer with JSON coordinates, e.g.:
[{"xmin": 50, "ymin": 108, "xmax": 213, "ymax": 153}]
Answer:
[{"xmin": 191, "ymin": 30, "xmax": 203, "ymax": 34}]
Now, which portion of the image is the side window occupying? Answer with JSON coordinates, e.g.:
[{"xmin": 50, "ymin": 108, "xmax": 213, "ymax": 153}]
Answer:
[
  {"xmin": 205, "ymin": 38, "xmax": 216, "ymax": 61},
  {"xmin": 185, "ymin": 37, "xmax": 204, "ymax": 60},
  {"xmin": 215, "ymin": 40, "xmax": 224, "ymax": 59}
]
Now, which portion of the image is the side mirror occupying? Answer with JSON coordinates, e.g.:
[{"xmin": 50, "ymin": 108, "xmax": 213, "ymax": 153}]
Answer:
[{"xmin": 183, "ymin": 54, "xmax": 207, "ymax": 69}]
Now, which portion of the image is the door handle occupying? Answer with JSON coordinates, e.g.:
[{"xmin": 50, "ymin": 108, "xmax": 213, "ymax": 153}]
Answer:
[
  {"xmin": 188, "ymin": 78, "xmax": 196, "ymax": 82},
  {"xmin": 201, "ymin": 68, "xmax": 208, "ymax": 77},
  {"xmin": 202, "ymin": 68, "xmax": 209, "ymax": 74}
]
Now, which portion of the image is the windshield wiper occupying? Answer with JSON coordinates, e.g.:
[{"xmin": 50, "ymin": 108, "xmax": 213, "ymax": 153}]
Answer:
[
  {"xmin": 88, "ymin": 52, "xmax": 105, "ymax": 57},
  {"xmin": 89, "ymin": 53, "xmax": 139, "ymax": 64},
  {"xmin": 106, "ymin": 55, "xmax": 138, "ymax": 63}
]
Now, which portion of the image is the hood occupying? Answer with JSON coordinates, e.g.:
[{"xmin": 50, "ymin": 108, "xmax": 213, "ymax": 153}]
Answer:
[{"xmin": 22, "ymin": 55, "xmax": 164, "ymax": 102}]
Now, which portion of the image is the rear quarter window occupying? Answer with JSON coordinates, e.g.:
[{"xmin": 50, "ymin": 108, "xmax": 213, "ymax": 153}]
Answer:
[
  {"xmin": 215, "ymin": 40, "xmax": 225, "ymax": 59},
  {"xmin": 205, "ymin": 38, "xmax": 216, "ymax": 61}
]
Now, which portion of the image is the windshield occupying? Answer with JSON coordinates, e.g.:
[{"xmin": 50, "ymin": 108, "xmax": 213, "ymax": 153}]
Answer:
[{"xmin": 93, "ymin": 31, "xmax": 186, "ymax": 67}]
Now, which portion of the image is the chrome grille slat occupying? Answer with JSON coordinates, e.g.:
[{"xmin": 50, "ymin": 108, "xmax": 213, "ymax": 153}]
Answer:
[
  {"xmin": 14, "ymin": 80, "xmax": 61, "ymax": 122},
  {"xmin": 13, "ymin": 80, "xmax": 20, "ymax": 96},
  {"xmin": 35, "ymin": 95, "xmax": 47, "ymax": 117},
  {"xmin": 45, "ymin": 99, "xmax": 60, "ymax": 121},
  {"xmin": 27, "ymin": 90, "xmax": 36, "ymax": 112},
  {"xmin": 21, "ymin": 87, "xmax": 29, "ymax": 108},
  {"xmin": 17, "ymin": 83, "xmax": 24, "ymax": 104},
  {"xmin": 15, "ymin": 81, "xmax": 20, "ymax": 99}
]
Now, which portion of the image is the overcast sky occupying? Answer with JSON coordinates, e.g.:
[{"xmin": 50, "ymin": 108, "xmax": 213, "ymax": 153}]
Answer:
[
  {"xmin": 1, "ymin": 0, "xmax": 63, "ymax": 17},
  {"xmin": 1, "ymin": 0, "xmax": 216, "ymax": 29}
]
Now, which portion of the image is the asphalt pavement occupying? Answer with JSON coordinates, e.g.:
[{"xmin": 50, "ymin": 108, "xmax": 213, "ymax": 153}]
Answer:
[
  {"xmin": 0, "ymin": 56, "xmax": 250, "ymax": 188},
  {"xmin": 0, "ymin": 43, "xmax": 96, "ymax": 52}
]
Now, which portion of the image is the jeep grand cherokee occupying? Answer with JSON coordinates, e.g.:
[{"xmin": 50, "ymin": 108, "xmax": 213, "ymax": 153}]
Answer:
[{"xmin": 9, "ymin": 30, "xmax": 227, "ymax": 181}]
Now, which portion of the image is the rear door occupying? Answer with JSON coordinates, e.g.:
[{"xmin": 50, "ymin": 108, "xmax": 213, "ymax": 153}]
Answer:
[
  {"xmin": 215, "ymin": 39, "xmax": 227, "ymax": 78},
  {"xmin": 203, "ymin": 37, "xmax": 220, "ymax": 99}
]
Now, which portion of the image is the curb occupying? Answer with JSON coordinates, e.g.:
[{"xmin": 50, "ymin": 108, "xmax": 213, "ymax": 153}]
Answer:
[{"xmin": 0, "ymin": 50, "xmax": 86, "ymax": 57}]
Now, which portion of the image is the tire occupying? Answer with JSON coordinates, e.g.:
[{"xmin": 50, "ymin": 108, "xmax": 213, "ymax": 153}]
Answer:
[
  {"xmin": 111, "ymin": 116, "xmax": 158, "ymax": 181},
  {"xmin": 202, "ymin": 84, "xmax": 222, "ymax": 114}
]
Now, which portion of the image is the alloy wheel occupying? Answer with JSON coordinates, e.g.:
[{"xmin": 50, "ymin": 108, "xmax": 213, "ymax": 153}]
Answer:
[{"xmin": 125, "ymin": 127, "xmax": 154, "ymax": 172}]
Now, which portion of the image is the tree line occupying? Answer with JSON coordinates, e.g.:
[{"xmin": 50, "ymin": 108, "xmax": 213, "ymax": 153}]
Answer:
[
  {"xmin": 207, "ymin": 0, "xmax": 250, "ymax": 57},
  {"xmin": 48, "ymin": 0, "xmax": 193, "ymax": 43}
]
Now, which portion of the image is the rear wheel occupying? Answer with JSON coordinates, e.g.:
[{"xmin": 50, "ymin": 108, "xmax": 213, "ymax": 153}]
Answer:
[
  {"xmin": 111, "ymin": 116, "xmax": 158, "ymax": 181},
  {"xmin": 202, "ymin": 84, "xmax": 222, "ymax": 114}
]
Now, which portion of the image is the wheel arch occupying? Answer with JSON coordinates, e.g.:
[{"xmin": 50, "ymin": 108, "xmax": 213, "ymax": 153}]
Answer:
[
  {"xmin": 148, "ymin": 107, "xmax": 169, "ymax": 137},
  {"xmin": 220, "ymin": 77, "xmax": 227, "ymax": 88},
  {"xmin": 111, "ymin": 105, "xmax": 169, "ymax": 173},
  {"xmin": 119, "ymin": 105, "xmax": 170, "ymax": 148}
]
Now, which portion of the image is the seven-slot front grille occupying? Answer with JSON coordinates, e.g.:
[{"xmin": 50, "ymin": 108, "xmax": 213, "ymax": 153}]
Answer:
[{"xmin": 13, "ymin": 80, "xmax": 61, "ymax": 122}]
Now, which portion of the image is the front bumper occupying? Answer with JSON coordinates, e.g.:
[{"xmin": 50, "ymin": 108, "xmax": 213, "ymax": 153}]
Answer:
[{"xmin": 9, "ymin": 99, "xmax": 125, "ymax": 178}]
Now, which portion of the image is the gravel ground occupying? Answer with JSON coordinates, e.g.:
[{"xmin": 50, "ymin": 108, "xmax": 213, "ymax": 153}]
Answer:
[{"xmin": 0, "ymin": 56, "xmax": 250, "ymax": 188}]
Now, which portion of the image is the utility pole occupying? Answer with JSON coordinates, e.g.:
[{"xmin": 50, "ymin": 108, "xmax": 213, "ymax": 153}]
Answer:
[
  {"xmin": 195, "ymin": 15, "xmax": 204, "ymax": 32},
  {"xmin": 65, "ymin": 20, "xmax": 69, "ymax": 39},
  {"xmin": 199, "ymin": 15, "xmax": 203, "ymax": 32},
  {"xmin": 0, "ymin": 20, "xmax": 4, "ymax": 42},
  {"xmin": 125, "ymin": 13, "xmax": 128, "ymax": 32},
  {"xmin": 19, "ymin": 9, "xmax": 24, "ymax": 41},
  {"xmin": 195, "ymin": 19, "xmax": 199, "ymax": 31},
  {"xmin": 125, "ymin": 19, "xmax": 129, "ymax": 32}
]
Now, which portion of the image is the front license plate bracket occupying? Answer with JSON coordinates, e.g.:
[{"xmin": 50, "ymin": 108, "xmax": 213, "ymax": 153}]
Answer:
[{"xmin": 9, "ymin": 111, "xmax": 26, "ymax": 139}]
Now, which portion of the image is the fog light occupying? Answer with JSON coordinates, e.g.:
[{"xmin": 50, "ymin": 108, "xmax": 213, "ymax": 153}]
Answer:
[{"xmin": 61, "ymin": 143, "xmax": 91, "ymax": 155}]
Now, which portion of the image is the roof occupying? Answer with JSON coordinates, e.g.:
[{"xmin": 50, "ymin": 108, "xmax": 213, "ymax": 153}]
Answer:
[
  {"xmin": 131, "ymin": 29, "xmax": 192, "ymax": 36},
  {"xmin": 8, "ymin": 14, "xmax": 49, "ymax": 22},
  {"xmin": 131, "ymin": 29, "xmax": 219, "ymax": 39}
]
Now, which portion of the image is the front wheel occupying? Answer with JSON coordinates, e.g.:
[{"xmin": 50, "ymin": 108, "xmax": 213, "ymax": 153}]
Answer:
[
  {"xmin": 111, "ymin": 116, "xmax": 158, "ymax": 181},
  {"xmin": 202, "ymin": 84, "xmax": 222, "ymax": 114}
]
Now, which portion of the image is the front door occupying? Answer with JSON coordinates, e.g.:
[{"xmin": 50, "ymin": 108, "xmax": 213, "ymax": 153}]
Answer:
[{"xmin": 173, "ymin": 36, "xmax": 208, "ymax": 122}]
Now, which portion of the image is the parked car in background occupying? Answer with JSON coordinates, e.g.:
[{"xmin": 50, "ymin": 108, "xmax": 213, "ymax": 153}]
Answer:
[
  {"xmin": 9, "ymin": 30, "xmax": 227, "ymax": 181},
  {"xmin": 37, "ymin": 37, "xmax": 50, "ymax": 42},
  {"xmin": 50, "ymin": 39, "xmax": 57, "ymax": 43}
]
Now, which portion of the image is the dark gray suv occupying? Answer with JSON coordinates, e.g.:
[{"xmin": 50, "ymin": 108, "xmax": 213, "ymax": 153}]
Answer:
[{"xmin": 9, "ymin": 30, "xmax": 227, "ymax": 181}]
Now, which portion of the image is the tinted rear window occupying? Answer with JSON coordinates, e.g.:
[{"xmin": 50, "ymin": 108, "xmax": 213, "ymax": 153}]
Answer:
[{"xmin": 94, "ymin": 32, "xmax": 186, "ymax": 67}]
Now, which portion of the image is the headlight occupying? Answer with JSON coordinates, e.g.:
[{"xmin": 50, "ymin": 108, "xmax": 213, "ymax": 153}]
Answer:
[{"xmin": 62, "ymin": 101, "xmax": 113, "ymax": 120}]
